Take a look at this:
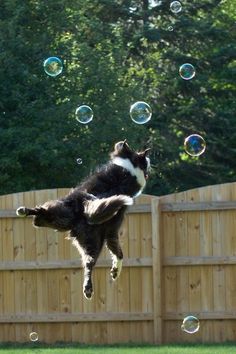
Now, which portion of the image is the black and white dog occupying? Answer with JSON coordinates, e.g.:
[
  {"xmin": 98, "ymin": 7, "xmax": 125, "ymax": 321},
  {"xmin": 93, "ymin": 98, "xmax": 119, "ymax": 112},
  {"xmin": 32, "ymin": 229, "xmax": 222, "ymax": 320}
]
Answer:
[{"xmin": 16, "ymin": 140, "xmax": 150, "ymax": 299}]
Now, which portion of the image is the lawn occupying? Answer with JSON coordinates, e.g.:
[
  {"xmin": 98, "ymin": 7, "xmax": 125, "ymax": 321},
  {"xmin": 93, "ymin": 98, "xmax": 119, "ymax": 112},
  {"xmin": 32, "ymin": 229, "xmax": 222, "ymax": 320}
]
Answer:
[{"xmin": 0, "ymin": 343, "xmax": 236, "ymax": 354}]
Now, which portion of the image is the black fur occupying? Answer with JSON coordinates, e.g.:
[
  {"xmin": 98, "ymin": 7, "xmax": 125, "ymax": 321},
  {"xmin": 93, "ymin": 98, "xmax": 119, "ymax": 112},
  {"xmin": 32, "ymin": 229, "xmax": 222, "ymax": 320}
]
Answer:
[{"xmin": 16, "ymin": 140, "xmax": 150, "ymax": 299}]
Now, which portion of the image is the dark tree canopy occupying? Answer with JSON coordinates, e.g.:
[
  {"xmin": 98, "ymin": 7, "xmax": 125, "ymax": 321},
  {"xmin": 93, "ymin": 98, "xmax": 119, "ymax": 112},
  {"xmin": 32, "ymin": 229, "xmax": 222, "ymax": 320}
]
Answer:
[{"xmin": 0, "ymin": 0, "xmax": 235, "ymax": 196}]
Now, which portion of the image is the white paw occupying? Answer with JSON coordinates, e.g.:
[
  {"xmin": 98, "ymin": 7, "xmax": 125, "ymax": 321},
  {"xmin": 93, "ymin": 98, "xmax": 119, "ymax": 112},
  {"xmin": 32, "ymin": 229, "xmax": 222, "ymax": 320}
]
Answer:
[
  {"xmin": 16, "ymin": 206, "xmax": 27, "ymax": 217},
  {"xmin": 111, "ymin": 259, "xmax": 123, "ymax": 281}
]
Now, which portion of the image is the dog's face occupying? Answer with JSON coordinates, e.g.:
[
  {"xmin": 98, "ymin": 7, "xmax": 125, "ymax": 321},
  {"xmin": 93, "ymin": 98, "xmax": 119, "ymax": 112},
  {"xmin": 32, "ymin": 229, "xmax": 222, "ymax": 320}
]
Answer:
[{"xmin": 111, "ymin": 140, "xmax": 151, "ymax": 180}]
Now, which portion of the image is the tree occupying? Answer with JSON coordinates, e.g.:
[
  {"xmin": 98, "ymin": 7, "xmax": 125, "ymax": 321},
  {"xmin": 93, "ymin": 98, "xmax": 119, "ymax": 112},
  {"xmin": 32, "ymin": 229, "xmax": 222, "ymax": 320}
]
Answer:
[
  {"xmin": 0, "ymin": 0, "xmax": 235, "ymax": 196},
  {"xmin": 0, "ymin": 0, "xmax": 144, "ymax": 194}
]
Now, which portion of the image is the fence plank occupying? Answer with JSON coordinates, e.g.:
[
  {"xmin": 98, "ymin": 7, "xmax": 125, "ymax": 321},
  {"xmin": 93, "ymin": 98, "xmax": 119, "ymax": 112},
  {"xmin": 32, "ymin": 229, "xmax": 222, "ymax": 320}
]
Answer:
[
  {"xmin": 151, "ymin": 197, "xmax": 162, "ymax": 344},
  {"xmin": 128, "ymin": 212, "xmax": 143, "ymax": 341}
]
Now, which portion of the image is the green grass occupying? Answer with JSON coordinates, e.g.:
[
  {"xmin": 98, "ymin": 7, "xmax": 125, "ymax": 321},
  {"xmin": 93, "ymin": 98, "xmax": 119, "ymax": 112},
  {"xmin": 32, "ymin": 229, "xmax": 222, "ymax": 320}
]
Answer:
[{"xmin": 0, "ymin": 343, "xmax": 236, "ymax": 354}]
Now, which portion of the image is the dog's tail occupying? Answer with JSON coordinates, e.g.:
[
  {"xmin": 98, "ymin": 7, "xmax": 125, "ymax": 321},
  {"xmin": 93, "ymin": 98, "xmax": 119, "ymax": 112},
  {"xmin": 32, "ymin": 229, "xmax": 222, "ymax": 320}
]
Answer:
[{"xmin": 84, "ymin": 195, "xmax": 133, "ymax": 225}]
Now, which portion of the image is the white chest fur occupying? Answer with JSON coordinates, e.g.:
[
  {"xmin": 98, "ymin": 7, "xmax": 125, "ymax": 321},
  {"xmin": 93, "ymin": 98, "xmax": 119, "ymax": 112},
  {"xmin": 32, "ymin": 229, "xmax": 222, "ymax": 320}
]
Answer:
[{"xmin": 112, "ymin": 157, "xmax": 146, "ymax": 194}]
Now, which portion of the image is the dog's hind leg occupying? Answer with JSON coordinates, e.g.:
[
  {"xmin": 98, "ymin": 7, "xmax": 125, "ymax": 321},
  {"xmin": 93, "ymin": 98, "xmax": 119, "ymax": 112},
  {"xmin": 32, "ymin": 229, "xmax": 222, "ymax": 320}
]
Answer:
[
  {"xmin": 71, "ymin": 229, "xmax": 104, "ymax": 300},
  {"xmin": 82, "ymin": 254, "xmax": 97, "ymax": 300},
  {"xmin": 106, "ymin": 236, "xmax": 123, "ymax": 281}
]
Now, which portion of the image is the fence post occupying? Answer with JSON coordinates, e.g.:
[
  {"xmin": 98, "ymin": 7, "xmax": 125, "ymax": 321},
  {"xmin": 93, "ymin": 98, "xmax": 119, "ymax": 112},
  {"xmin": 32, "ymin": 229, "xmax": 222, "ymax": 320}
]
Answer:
[{"xmin": 151, "ymin": 197, "xmax": 163, "ymax": 344}]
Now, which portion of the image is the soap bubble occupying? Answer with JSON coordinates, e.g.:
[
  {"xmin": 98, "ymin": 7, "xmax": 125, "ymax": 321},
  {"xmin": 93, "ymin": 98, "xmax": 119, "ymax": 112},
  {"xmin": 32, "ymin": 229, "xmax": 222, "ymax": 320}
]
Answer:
[
  {"xmin": 181, "ymin": 315, "xmax": 200, "ymax": 334},
  {"xmin": 168, "ymin": 26, "xmax": 174, "ymax": 31},
  {"xmin": 75, "ymin": 105, "xmax": 93, "ymax": 124},
  {"xmin": 76, "ymin": 158, "xmax": 83, "ymax": 165},
  {"xmin": 170, "ymin": 1, "xmax": 182, "ymax": 13},
  {"xmin": 29, "ymin": 332, "xmax": 39, "ymax": 342},
  {"xmin": 130, "ymin": 101, "xmax": 152, "ymax": 124},
  {"xmin": 179, "ymin": 63, "xmax": 196, "ymax": 80},
  {"xmin": 184, "ymin": 134, "xmax": 206, "ymax": 157},
  {"xmin": 43, "ymin": 57, "xmax": 63, "ymax": 77}
]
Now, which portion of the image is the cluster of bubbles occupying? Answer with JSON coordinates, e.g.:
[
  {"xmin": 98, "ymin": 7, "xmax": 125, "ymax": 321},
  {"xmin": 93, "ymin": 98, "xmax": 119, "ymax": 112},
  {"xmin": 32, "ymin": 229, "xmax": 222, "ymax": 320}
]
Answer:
[
  {"xmin": 181, "ymin": 315, "xmax": 200, "ymax": 334},
  {"xmin": 42, "ymin": 57, "xmax": 196, "ymax": 122},
  {"xmin": 168, "ymin": 3, "xmax": 201, "ymax": 156},
  {"xmin": 42, "ymin": 2, "xmax": 203, "ymax": 159}
]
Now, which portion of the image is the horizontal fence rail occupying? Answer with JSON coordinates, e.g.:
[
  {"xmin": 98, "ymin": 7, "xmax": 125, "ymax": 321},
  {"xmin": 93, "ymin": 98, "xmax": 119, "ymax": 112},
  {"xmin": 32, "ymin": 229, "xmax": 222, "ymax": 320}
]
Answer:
[
  {"xmin": 0, "ymin": 312, "xmax": 153, "ymax": 323},
  {"xmin": 0, "ymin": 258, "xmax": 152, "ymax": 270},
  {"xmin": 161, "ymin": 200, "xmax": 236, "ymax": 212},
  {"xmin": 164, "ymin": 256, "xmax": 236, "ymax": 266},
  {"xmin": 2, "ymin": 200, "xmax": 236, "ymax": 218}
]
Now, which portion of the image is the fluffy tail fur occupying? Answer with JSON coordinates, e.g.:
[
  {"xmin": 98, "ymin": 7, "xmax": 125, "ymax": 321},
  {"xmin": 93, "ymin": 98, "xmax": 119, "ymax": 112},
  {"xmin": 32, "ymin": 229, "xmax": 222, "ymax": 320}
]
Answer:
[{"xmin": 84, "ymin": 195, "xmax": 133, "ymax": 224}]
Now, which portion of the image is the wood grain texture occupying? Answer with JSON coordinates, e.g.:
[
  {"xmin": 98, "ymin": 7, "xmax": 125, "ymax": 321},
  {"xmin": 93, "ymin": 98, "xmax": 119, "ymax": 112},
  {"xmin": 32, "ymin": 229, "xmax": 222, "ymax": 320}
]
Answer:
[{"xmin": 0, "ymin": 184, "xmax": 236, "ymax": 344}]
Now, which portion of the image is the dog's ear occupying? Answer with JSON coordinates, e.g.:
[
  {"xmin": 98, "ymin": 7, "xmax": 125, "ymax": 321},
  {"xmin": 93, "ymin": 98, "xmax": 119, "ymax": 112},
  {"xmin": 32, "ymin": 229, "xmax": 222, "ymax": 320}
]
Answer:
[
  {"xmin": 140, "ymin": 148, "xmax": 151, "ymax": 157},
  {"xmin": 144, "ymin": 148, "xmax": 151, "ymax": 156},
  {"xmin": 114, "ymin": 140, "xmax": 131, "ymax": 152}
]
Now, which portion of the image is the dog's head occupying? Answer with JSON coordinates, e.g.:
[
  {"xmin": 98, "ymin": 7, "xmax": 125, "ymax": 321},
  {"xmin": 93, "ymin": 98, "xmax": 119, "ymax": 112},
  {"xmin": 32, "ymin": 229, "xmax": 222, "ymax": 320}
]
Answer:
[{"xmin": 111, "ymin": 140, "xmax": 151, "ymax": 180}]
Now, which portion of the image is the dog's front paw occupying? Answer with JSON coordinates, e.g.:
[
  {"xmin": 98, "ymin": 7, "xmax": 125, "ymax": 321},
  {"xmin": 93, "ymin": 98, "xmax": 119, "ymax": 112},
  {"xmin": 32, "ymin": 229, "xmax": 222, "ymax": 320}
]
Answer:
[{"xmin": 16, "ymin": 206, "xmax": 27, "ymax": 217}]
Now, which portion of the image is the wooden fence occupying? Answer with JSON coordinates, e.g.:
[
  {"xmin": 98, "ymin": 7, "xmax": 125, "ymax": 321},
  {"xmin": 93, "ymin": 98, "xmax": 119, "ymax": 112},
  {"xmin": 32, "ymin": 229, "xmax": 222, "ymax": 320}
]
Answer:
[{"xmin": 0, "ymin": 182, "xmax": 236, "ymax": 344}]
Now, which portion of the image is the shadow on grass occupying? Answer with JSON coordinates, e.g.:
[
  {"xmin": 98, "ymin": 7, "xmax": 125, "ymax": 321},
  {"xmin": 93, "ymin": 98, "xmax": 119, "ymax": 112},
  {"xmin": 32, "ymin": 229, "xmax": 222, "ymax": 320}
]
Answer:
[{"xmin": 0, "ymin": 342, "xmax": 236, "ymax": 349}]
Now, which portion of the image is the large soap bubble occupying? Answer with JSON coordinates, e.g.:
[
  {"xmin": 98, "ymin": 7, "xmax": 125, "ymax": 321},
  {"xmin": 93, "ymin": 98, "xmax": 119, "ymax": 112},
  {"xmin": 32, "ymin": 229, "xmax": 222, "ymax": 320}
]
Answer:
[
  {"xmin": 75, "ymin": 105, "xmax": 93, "ymax": 124},
  {"xmin": 184, "ymin": 134, "xmax": 206, "ymax": 157},
  {"xmin": 179, "ymin": 63, "xmax": 196, "ymax": 80},
  {"xmin": 130, "ymin": 101, "xmax": 152, "ymax": 124},
  {"xmin": 181, "ymin": 315, "xmax": 200, "ymax": 334},
  {"xmin": 170, "ymin": 1, "xmax": 182, "ymax": 13},
  {"xmin": 43, "ymin": 57, "xmax": 63, "ymax": 77}
]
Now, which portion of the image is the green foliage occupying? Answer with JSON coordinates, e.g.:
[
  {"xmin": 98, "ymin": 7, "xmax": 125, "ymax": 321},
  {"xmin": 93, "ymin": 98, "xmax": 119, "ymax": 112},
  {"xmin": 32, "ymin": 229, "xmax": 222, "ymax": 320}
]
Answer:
[{"xmin": 0, "ymin": 0, "xmax": 235, "ymax": 195}]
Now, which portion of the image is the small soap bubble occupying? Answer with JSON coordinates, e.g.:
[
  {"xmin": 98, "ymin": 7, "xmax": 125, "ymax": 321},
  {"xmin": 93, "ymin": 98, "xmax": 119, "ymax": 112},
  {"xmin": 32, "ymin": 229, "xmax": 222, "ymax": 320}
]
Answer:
[
  {"xmin": 170, "ymin": 1, "xmax": 182, "ymax": 13},
  {"xmin": 76, "ymin": 158, "xmax": 83, "ymax": 165},
  {"xmin": 130, "ymin": 101, "xmax": 152, "ymax": 125},
  {"xmin": 168, "ymin": 26, "xmax": 174, "ymax": 31},
  {"xmin": 75, "ymin": 105, "xmax": 93, "ymax": 124},
  {"xmin": 184, "ymin": 134, "xmax": 206, "ymax": 157},
  {"xmin": 29, "ymin": 332, "xmax": 39, "ymax": 342},
  {"xmin": 179, "ymin": 63, "xmax": 196, "ymax": 80},
  {"xmin": 43, "ymin": 57, "xmax": 63, "ymax": 77},
  {"xmin": 181, "ymin": 315, "xmax": 200, "ymax": 334}
]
